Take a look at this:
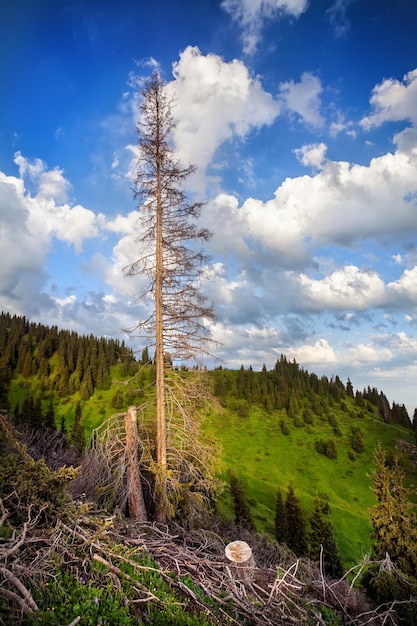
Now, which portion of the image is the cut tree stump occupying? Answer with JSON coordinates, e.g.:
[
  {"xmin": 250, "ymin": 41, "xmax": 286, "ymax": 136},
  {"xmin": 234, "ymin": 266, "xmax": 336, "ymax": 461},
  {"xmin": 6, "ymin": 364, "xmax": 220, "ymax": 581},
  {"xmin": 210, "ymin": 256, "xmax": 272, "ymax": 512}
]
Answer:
[{"xmin": 225, "ymin": 540, "xmax": 254, "ymax": 587}]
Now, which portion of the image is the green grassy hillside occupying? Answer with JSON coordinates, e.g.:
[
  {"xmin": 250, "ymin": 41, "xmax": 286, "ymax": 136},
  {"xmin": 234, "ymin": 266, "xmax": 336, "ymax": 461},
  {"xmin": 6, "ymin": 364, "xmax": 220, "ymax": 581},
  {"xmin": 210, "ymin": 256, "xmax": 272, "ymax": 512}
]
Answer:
[
  {"xmin": 2, "ymin": 313, "xmax": 416, "ymax": 569},
  {"xmin": 8, "ymin": 365, "xmax": 417, "ymax": 567},
  {"xmin": 204, "ymin": 401, "xmax": 415, "ymax": 567}
]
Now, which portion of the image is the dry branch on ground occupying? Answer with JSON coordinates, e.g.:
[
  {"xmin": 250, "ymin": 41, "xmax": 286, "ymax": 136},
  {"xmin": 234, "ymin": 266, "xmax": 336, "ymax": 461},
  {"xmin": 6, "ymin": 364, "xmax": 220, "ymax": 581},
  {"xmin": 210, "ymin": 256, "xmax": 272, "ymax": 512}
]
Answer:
[{"xmin": 1, "ymin": 501, "xmax": 416, "ymax": 625}]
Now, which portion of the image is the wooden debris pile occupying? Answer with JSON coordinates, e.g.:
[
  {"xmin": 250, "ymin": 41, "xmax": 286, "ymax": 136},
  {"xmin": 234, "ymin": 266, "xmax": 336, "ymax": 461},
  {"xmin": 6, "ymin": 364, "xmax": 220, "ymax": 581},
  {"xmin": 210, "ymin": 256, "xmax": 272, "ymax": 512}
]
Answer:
[{"xmin": 1, "ymin": 505, "xmax": 415, "ymax": 625}]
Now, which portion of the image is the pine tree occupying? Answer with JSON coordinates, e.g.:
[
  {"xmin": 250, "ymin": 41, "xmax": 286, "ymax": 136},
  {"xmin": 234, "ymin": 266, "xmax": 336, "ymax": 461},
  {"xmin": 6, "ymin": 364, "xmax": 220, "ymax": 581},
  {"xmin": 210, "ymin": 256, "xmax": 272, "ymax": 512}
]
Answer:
[
  {"xmin": 70, "ymin": 401, "xmax": 85, "ymax": 455},
  {"xmin": 274, "ymin": 488, "xmax": 287, "ymax": 543},
  {"xmin": 111, "ymin": 389, "xmax": 124, "ymax": 410},
  {"xmin": 141, "ymin": 346, "xmax": 150, "ymax": 365},
  {"xmin": 285, "ymin": 483, "xmax": 308, "ymax": 556},
  {"xmin": 369, "ymin": 444, "xmax": 417, "ymax": 576},
  {"xmin": 80, "ymin": 366, "xmax": 94, "ymax": 400},
  {"xmin": 230, "ymin": 469, "xmax": 255, "ymax": 530},
  {"xmin": 0, "ymin": 359, "xmax": 11, "ymax": 410},
  {"xmin": 309, "ymin": 497, "xmax": 343, "ymax": 578},
  {"xmin": 325, "ymin": 437, "xmax": 337, "ymax": 459},
  {"xmin": 352, "ymin": 427, "xmax": 365, "ymax": 453},
  {"xmin": 44, "ymin": 398, "xmax": 56, "ymax": 430}
]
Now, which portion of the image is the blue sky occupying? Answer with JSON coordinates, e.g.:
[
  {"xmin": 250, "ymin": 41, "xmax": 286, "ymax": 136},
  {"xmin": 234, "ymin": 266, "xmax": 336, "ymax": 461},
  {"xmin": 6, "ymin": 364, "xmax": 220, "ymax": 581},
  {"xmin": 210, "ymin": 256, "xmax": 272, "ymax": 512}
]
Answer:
[{"xmin": 1, "ymin": 0, "xmax": 417, "ymax": 414}]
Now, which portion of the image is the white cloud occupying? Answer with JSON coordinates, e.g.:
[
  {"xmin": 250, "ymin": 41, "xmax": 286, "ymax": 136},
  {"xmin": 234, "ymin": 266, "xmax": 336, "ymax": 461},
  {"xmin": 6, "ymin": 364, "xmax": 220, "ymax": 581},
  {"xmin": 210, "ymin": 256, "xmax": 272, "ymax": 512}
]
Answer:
[
  {"xmin": 0, "ymin": 170, "xmax": 47, "ymax": 301},
  {"xmin": 286, "ymin": 338, "xmax": 338, "ymax": 364},
  {"xmin": 326, "ymin": 0, "xmax": 354, "ymax": 38},
  {"xmin": 360, "ymin": 68, "xmax": 417, "ymax": 130},
  {"xmin": 278, "ymin": 72, "xmax": 324, "ymax": 128},
  {"xmin": 54, "ymin": 295, "xmax": 77, "ymax": 306},
  {"xmin": 0, "ymin": 155, "xmax": 104, "ymax": 318},
  {"xmin": 167, "ymin": 47, "xmax": 280, "ymax": 190},
  {"xmin": 295, "ymin": 142, "xmax": 327, "ymax": 169},
  {"xmin": 298, "ymin": 266, "xmax": 386, "ymax": 311},
  {"xmin": 387, "ymin": 267, "xmax": 417, "ymax": 305},
  {"xmin": 347, "ymin": 343, "xmax": 392, "ymax": 365},
  {"xmin": 202, "ymin": 194, "xmax": 251, "ymax": 258},
  {"xmin": 221, "ymin": 0, "xmax": 309, "ymax": 54},
  {"xmin": 124, "ymin": 50, "xmax": 324, "ymax": 193},
  {"xmin": 103, "ymin": 210, "xmax": 138, "ymax": 236},
  {"xmin": 236, "ymin": 141, "xmax": 417, "ymax": 258}
]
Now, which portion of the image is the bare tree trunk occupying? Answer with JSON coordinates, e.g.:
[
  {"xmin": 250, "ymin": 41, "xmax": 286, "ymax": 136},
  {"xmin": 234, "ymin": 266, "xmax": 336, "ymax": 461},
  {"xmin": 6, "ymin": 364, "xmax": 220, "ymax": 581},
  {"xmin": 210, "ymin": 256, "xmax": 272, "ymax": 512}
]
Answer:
[
  {"xmin": 155, "ymin": 106, "xmax": 167, "ymax": 523},
  {"xmin": 129, "ymin": 72, "xmax": 215, "ymax": 524},
  {"xmin": 125, "ymin": 406, "xmax": 147, "ymax": 522}
]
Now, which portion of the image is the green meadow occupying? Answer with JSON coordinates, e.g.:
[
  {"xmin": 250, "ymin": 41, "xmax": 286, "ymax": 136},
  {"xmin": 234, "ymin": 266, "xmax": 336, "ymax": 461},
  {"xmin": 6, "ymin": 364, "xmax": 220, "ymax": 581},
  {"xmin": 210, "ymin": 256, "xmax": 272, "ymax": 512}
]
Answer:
[
  {"xmin": 8, "ymin": 361, "xmax": 417, "ymax": 569},
  {"xmin": 204, "ymin": 400, "xmax": 416, "ymax": 567}
]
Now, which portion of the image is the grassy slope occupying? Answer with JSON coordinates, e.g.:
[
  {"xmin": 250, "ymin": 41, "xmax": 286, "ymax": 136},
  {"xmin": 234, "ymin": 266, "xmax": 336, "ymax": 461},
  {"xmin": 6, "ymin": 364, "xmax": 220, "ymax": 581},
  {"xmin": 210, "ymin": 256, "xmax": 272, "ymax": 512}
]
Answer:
[
  {"xmin": 204, "ymin": 402, "xmax": 415, "ymax": 567},
  {"xmin": 9, "ymin": 368, "xmax": 417, "ymax": 568}
]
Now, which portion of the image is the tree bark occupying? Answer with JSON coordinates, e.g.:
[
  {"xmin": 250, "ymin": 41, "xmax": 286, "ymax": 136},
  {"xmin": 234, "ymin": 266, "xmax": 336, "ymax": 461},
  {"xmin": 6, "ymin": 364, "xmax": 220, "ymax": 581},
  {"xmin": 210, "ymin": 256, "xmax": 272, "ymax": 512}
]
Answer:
[
  {"xmin": 154, "ymin": 98, "xmax": 167, "ymax": 523},
  {"xmin": 125, "ymin": 406, "xmax": 147, "ymax": 522},
  {"xmin": 225, "ymin": 540, "xmax": 255, "ymax": 588}
]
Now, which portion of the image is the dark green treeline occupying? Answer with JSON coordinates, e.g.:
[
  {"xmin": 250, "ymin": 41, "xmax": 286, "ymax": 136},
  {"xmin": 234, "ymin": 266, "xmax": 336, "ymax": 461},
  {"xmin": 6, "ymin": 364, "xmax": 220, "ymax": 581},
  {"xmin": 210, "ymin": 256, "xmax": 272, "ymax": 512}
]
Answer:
[
  {"xmin": 0, "ymin": 311, "xmax": 139, "ymax": 409},
  {"xmin": 210, "ymin": 358, "xmax": 411, "ymax": 429}
]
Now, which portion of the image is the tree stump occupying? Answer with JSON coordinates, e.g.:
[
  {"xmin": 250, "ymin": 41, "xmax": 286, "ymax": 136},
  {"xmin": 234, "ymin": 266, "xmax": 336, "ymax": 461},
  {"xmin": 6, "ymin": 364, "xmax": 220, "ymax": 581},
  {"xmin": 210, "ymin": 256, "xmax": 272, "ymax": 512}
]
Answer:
[{"xmin": 225, "ymin": 540, "xmax": 254, "ymax": 587}]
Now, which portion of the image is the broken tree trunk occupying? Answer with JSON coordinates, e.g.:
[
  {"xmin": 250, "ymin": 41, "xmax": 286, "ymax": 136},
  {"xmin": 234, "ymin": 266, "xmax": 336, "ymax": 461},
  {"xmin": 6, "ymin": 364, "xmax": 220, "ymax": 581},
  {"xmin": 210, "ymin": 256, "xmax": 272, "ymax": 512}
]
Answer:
[
  {"xmin": 225, "ymin": 540, "xmax": 254, "ymax": 588},
  {"xmin": 125, "ymin": 406, "xmax": 147, "ymax": 522}
]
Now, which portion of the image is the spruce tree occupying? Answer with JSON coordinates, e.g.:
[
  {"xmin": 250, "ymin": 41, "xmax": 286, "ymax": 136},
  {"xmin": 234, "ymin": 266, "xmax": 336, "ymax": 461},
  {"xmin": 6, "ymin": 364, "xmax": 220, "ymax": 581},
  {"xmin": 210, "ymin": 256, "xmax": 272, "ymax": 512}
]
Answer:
[
  {"xmin": 111, "ymin": 389, "xmax": 124, "ymax": 410},
  {"xmin": 58, "ymin": 367, "xmax": 70, "ymax": 397},
  {"xmin": 70, "ymin": 401, "xmax": 85, "ymax": 455},
  {"xmin": 369, "ymin": 445, "xmax": 417, "ymax": 576},
  {"xmin": 352, "ymin": 427, "xmax": 365, "ymax": 453},
  {"xmin": 325, "ymin": 437, "xmax": 337, "ymax": 459},
  {"xmin": 309, "ymin": 497, "xmax": 343, "ymax": 578},
  {"xmin": 44, "ymin": 398, "xmax": 56, "ymax": 430},
  {"xmin": 60, "ymin": 415, "xmax": 67, "ymax": 441},
  {"xmin": 274, "ymin": 488, "xmax": 287, "ymax": 543},
  {"xmin": 0, "ymin": 359, "xmax": 10, "ymax": 410},
  {"xmin": 141, "ymin": 346, "xmax": 150, "ymax": 365},
  {"xmin": 230, "ymin": 469, "xmax": 255, "ymax": 530},
  {"xmin": 285, "ymin": 483, "xmax": 308, "ymax": 556},
  {"xmin": 96, "ymin": 345, "xmax": 110, "ymax": 390},
  {"xmin": 80, "ymin": 366, "xmax": 94, "ymax": 400}
]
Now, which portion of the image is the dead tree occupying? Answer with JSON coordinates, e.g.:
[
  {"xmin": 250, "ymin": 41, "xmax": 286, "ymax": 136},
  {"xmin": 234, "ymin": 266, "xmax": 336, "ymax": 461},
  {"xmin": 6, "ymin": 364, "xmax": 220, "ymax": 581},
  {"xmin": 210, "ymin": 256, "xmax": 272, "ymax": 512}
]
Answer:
[
  {"xmin": 126, "ymin": 71, "xmax": 215, "ymax": 523},
  {"xmin": 125, "ymin": 406, "xmax": 147, "ymax": 521}
]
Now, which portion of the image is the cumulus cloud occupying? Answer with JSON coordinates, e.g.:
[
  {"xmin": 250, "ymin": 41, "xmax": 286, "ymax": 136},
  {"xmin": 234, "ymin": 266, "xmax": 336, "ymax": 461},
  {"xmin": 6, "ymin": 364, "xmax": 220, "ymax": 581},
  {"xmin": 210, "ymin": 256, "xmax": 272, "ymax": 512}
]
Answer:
[
  {"xmin": 278, "ymin": 72, "xmax": 324, "ymax": 128},
  {"xmin": 298, "ymin": 266, "xmax": 386, "ymax": 311},
  {"xmin": 387, "ymin": 267, "xmax": 417, "ymax": 305},
  {"xmin": 221, "ymin": 0, "xmax": 309, "ymax": 54},
  {"xmin": 295, "ymin": 142, "xmax": 327, "ymax": 169},
  {"xmin": 0, "ymin": 155, "xmax": 103, "ymax": 318},
  {"xmin": 347, "ymin": 342, "xmax": 392, "ymax": 365},
  {"xmin": 360, "ymin": 68, "xmax": 417, "ymax": 130},
  {"xmin": 286, "ymin": 338, "xmax": 338, "ymax": 364},
  {"xmin": 125, "ymin": 49, "xmax": 324, "ymax": 193},
  {"xmin": 234, "ymin": 142, "xmax": 417, "ymax": 259},
  {"xmin": 167, "ymin": 47, "xmax": 280, "ymax": 190},
  {"xmin": 12, "ymin": 153, "xmax": 101, "ymax": 252}
]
